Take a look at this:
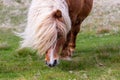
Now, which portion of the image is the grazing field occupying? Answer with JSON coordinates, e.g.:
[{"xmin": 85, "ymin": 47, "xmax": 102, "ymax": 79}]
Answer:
[
  {"xmin": 0, "ymin": 0, "xmax": 120, "ymax": 80},
  {"xmin": 0, "ymin": 28, "xmax": 120, "ymax": 80}
]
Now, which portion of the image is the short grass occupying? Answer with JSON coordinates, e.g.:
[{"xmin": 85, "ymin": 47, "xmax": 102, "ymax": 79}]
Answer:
[{"xmin": 0, "ymin": 29, "xmax": 120, "ymax": 80}]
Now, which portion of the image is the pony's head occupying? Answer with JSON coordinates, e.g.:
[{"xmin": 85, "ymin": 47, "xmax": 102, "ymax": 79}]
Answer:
[{"xmin": 42, "ymin": 10, "xmax": 67, "ymax": 67}]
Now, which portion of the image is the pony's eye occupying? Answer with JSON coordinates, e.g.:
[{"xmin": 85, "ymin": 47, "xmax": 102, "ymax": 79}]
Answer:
[
  {"xmin": 57, "ymin": 34, "xmax": 62, "ymax": 39},
  {"xmin": 57, "ymin": 31, "xmax": 63, "ymax": 39}
]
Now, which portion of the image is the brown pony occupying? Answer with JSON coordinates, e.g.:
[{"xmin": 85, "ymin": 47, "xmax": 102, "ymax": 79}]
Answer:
[{"xmin": 20, "ymin": 0, "xmax": 93, "ymax": 67}]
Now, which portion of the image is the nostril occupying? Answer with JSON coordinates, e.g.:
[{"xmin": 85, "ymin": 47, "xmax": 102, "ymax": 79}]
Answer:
[
  {"xmin": 48, "ymin": 64, "xmax": 52, "ymax": 67},
  {"xmin": 53, "ymin": 60, "xmax": 57, "ymax": 66},
  {"xmin": 47, "ymin": 60, "xmax": 58, "ymax": 67}
]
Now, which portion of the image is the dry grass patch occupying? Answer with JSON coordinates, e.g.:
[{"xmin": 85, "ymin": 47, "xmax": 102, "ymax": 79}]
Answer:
[
  {"xmin": 82, "ymin": 0, "xmax": 120, "ymax": 33},
  {"xmin": 96, "ymin": 26, "xmax": 111, "ymax": 34}
]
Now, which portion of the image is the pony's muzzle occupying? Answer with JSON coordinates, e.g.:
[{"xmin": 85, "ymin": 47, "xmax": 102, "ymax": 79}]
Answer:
[
  {"xmin": 45, "ymin": 46, "xmax": 59, "ymax": 67},
  {"xmin": 46, "ymin": 59, "xmax": 58, "ymax": 67}
]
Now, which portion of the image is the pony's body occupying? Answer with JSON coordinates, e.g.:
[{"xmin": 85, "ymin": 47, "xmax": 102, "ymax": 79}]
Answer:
[
  {"xmin": 20, "ymin": 0, "xmax": 93, "ymax": 67},
  {"xmin": 61, "ymin": 0, "xmax": 93, "ymax": 58}
]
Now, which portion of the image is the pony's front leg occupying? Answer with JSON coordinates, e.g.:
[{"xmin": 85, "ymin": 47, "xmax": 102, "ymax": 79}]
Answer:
[{"xmin": 61, "ymin": 24, "xmax": 81, "ymax": 60}]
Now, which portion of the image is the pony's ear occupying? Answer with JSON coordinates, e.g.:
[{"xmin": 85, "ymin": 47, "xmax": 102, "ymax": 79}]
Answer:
[{"xmin": 53, "ymin": 10, "xmax": 62, "ymax": 19}]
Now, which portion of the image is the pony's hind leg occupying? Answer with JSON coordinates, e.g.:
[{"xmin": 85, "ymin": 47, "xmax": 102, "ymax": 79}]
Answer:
[{"xmin": 60, "ymin": 23, "xmax": 81, "ymax": 60}]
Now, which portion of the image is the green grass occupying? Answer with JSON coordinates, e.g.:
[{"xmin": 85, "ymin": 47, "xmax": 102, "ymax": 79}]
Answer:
[{"xmin": 0, "ymin": 29, "xmax": 120, "ymax": 80}]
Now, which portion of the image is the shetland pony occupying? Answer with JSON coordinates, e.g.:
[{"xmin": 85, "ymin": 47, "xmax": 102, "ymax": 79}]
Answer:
[{"xmin": 20, "ymin": 0, "xmax": 93, "ymax": 67}]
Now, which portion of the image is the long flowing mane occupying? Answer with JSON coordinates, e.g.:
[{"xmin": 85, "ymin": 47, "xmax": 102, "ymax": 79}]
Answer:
[{"xmin": 20, "ymin": 0, "xmax": 71, "ymax": 55}]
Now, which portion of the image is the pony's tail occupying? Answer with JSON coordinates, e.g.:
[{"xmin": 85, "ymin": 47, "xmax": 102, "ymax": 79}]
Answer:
[{"xmin": 29, "ymin": 9, "xmax": 70, "ymax": 55}]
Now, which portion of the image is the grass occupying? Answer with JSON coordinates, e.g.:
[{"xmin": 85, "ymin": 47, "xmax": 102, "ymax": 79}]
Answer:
[{"xmin": 0, "ymin": 28, "xmax": 120, "ymax": 80}]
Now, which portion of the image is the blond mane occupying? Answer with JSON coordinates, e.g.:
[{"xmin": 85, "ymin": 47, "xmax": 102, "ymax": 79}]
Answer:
[{"xmin": 20, "ymin": 0, "xmax": 71, "ymax": 55}]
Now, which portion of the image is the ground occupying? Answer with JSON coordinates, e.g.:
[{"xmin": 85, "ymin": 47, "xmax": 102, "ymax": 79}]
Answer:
[
  {"xmin": 0, "ymin": 0, "xmax": 120, "ymax": 80},
  {"xmin": 0, "ymin": 28, "xmax": 120, "ymax": 80}
]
